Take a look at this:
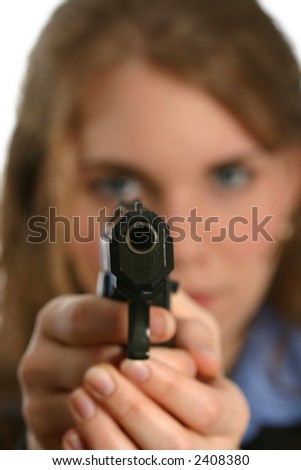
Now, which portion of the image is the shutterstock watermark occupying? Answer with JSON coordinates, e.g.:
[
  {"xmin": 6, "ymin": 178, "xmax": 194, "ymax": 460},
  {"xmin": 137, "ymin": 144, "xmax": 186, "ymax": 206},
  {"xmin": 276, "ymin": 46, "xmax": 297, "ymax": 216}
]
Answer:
[{"xmin": 26, "ymin": 206, "xmax": 275, "ymax": 244}]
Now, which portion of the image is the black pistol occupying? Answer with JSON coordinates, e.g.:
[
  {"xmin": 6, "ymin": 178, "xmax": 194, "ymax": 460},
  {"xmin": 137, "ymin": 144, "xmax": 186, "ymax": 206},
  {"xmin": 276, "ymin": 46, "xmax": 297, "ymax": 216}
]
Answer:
[{"xmin": 97, "ymin": 201, "xmax": 177, "ymax": 360}]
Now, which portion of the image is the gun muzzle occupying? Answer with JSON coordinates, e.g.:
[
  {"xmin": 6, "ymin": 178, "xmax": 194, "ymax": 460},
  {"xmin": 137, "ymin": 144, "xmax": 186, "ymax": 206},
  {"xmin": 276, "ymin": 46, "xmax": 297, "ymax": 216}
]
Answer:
[{"xmin": 126, "ymin": 220, "xmax": 158, "ymax": 254}]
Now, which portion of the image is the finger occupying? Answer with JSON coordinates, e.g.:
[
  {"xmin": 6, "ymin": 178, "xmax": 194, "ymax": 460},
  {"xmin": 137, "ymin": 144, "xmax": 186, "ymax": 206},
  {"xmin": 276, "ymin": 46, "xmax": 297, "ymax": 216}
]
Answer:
[
  {"xmin": 19, "ymin": 339, "xmax": 124, "ymax": 391},
  {"xmin": 22, "ymin": 392, "xmax": 72, "ymax": 449},
  {"xmin": 23, "ymin": 343, "xmax": 196, "ymax": 393},
  {"xmin": 172, "ymin": 289, "xmax": 221, "ymax": 354},
  {"xmin": 37, "ymin": 295, "xmax": 175, "ymax": 345},
  {"xmin": 82, "ymin": 364, "xmax": 199, "ymax": 449},
  {"xmin": 69, "ymin": 388, "xmax": 137, "ymax": 449},
  {"xmin": 149, "ymin": 347, "xmax": 197, "ymax": 377},
  {"xmin": 175, "ymin": 318, "xmax": 221, "ymax": 379},
  {"xmin": 120, "ymin": 358, "xmax": 249, "ymax": 437},
  {"xmin": 172, "ymin": 289, "xmax": 222, "ymax": 378},
  {"xmin": 62, "ymin": 428, "xmax": 86, "ymax": 450}
]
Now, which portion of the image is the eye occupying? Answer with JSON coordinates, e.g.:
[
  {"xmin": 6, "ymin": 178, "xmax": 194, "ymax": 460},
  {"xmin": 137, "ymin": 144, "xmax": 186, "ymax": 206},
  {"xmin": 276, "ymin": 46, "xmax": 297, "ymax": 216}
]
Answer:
[
  {"xmin": 89, "ymin": 175, "xmax": 141, "ymax": 201},
  {"xmin": 211, "ymin": 163, "xmax": 254, "ymax": 190}
]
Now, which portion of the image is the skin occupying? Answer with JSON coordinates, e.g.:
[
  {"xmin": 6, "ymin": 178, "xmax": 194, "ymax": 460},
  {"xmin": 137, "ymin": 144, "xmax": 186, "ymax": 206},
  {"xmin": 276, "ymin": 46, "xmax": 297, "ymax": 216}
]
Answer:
[{"xmin": 18, "ymin": 60, "xmax": 301, "ymax": 449}]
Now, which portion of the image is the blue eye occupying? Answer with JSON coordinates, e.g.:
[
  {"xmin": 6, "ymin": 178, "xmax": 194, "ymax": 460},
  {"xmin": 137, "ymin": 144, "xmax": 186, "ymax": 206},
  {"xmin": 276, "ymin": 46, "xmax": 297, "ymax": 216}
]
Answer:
[
  {"xmin": 90, "ymin": 175, "xmax": 141, "ymax": 200},
  {"xmin": 213, "ymin": 164, "xmax": 252, "ymax": 189}
]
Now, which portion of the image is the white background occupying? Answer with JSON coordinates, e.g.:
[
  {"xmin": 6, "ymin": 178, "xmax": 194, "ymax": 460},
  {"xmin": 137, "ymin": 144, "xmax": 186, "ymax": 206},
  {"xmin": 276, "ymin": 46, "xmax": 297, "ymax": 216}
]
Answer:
[{"xmin": 0, "ymin": 0, "xmax": 300, "ymax": 175}]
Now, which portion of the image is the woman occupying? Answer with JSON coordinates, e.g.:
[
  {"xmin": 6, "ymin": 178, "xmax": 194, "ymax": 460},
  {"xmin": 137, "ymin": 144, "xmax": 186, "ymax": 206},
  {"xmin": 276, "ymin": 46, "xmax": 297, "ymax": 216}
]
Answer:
[{"xmin": 1, "ymin": 0, "xmax": 301, "ymax": 449}]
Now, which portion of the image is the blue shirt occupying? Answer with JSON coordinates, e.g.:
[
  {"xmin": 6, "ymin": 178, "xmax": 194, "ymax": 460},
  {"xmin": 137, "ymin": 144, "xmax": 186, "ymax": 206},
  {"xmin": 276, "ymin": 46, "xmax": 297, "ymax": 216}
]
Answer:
[{"xmin": 230, "ymin": 306, "xmax": 301, "ymax": 445}]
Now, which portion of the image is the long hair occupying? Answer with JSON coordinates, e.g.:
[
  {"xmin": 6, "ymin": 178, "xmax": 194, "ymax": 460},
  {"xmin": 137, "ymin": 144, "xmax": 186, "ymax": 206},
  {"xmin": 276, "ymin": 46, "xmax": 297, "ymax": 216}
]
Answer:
[{"xmin": 1, "ymin": 0, "xmax": 301, "ymax": 446}]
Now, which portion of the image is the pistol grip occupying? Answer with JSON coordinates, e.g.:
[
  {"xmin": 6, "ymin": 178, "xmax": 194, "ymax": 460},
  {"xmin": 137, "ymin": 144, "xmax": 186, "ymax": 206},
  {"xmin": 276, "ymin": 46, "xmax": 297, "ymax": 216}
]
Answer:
[{"xmin": 127, "ymin": 301, "xmax": 150, "ymax": 360}]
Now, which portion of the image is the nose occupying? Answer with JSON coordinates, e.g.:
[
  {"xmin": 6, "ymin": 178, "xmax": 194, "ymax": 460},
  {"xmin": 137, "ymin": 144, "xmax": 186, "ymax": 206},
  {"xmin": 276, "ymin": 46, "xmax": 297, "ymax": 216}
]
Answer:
[{"xmin": 159, "ymin": 189, "xmax": 209, "ymax": 266}]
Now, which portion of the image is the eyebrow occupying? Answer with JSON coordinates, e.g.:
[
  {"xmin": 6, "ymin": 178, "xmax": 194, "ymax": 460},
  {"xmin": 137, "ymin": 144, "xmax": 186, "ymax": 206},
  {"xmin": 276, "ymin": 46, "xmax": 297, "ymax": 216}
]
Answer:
[
  {"xmin": 77, "ymin": 146, "xmax": 266, "ymax": 179},
  {"xmin": 208, "ymin": 148, "xmax": 268, "ymax": 166},
  {"xmin": 77, "ymin": 158, "xmax": 158, "ymax": 188},
  {"xmin": 78, "ymin": 158, "xmax": 145, "ymax": 174}
]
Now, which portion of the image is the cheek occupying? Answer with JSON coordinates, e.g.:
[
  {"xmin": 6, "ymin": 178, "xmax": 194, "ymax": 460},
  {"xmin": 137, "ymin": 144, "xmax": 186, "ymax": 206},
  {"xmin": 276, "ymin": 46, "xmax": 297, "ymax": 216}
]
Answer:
[
  {"xmin": 69, "ymin": 238, "xmax": 100, "ymax": 292},
  {"xmin": 217, "ymin": 171, "xmax": 295, "ymax": 263},
  {"xmin": 214, "ymin": 218, "xmax": 281, "ymax": 337},
  {"xmin": 66, "ymin": 198, "xmax": 104, "ymax": 292},
  {"xmin": 219, "ymin": 209, "xmax": 284, "ymax": 277}
]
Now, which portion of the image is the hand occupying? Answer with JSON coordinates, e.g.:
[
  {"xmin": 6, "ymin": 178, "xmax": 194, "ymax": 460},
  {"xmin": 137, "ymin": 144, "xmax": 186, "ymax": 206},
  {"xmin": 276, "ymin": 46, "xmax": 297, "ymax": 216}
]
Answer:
[
  {"xmin": 18, "ymin": 290, "xmax": 225, "ymax": 449},
  {"xmin": 62, "ymin": 292, "xmax": 249, "ymax": 450},
  {"xmin": 17, "ymin": 294, "xmax": 175, "ymax": 449},
  {"xmin": 62, "ymin": 356, "xmax": 249, "ymax": 450}
]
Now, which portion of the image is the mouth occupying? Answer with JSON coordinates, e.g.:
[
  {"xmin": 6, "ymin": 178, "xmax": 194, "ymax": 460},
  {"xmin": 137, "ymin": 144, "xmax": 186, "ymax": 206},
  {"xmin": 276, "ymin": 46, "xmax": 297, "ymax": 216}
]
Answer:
[{"xmin": 187, "ymin": 292, "xmax": 216, "ymax": 308}]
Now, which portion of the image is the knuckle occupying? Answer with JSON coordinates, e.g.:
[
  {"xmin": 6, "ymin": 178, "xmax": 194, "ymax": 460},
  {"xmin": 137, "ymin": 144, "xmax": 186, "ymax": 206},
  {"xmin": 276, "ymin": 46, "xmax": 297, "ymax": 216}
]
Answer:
[
  {"xmin": 178, "ymin": 317, "xmax": 221, "ymax": 355},
  {"xmin": 118, "ymin": 398, "xmax": 145, "ymax": 423},
  {"xmin": 231, "ymin": 384, "xmax": 251, "ymax": 434},
  {"xmin": 204, "ymin": 315, "xmax": 221, "ymax": 349},
  {"xmin": 36, "ymin": 296, "xmax": 65, "ymax": 324},
  {"xmin": 200, "ymin": 395, "xmax": 225, "ymax": 430},
  {"xmin": 163, "ymin": 370, "xmax": 182, "ymax": 396},
  {"xmin": 207, "ymin": 314, "xmax": 219, "ymax": 335},
  {"xmin": 33, "ymin": 307, "xmax": 48, "ymax": 334},
  {"xmin": 22, "ymin": 397, "xmax": 33, "ymax": 426},
  {"xmin": 17, "ymin": 354, "xmax": 28, "ymax": 386},
  {"xmin": 219, "ymin": 378, "xmax": 251, "ymax": 438},
  {"xmin": 68, "ymin": 301, "xmax": 88, "ymax": 338},
  {"xmin": 17, "ymin": 339, "xmax": 49, "ymax": 392},
  {"xmin": 37, "ymin": 294, "xmax": 80, "ymax": 330},
  {"xmin": 169, "ymin": 433, "xmax": 192, "ymax": 450},
  {"xmin": 22, "ymin": 395, "xmax": 42, "ymax": 431},
  {"xmin": 17, "ymin": 351, "xmax": 39, "ymax": 389},
  {"xmin": 34, "ymin": 295, "xmax": 71, "ymax": 335},
  {"xmin": 66, "ymin": 295, "xmax": 97, "ymax": 339},
  {"xmin": 94, "ymin": 345, "xmax": 124, "ymax": 364},
  {"xmin": 151, "ymin": 348, "xmax": 197, "ymax": 377},
  {"xmin": 175, "ymin": 350, "xmax": 197, "ymax": 376}
]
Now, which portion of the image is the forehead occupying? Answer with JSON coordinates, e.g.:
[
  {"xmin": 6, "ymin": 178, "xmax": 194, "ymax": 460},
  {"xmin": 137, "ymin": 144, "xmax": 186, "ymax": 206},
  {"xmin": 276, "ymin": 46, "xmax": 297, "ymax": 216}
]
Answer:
[{"xmin": 76, "ymin": 59, "xmax": 257, "ymax": 165}]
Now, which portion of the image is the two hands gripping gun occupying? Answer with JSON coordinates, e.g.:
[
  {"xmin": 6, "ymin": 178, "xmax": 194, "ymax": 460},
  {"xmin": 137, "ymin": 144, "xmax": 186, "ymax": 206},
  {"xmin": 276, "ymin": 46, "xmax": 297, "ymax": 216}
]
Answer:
[{"xmin": 97, "ymin": 201, "xmax": 178, "ymax": 360}]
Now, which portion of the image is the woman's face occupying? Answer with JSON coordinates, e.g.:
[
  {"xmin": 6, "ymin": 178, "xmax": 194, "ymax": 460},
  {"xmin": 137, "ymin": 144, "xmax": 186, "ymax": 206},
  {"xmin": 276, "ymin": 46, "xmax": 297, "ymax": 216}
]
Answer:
[{"xmin": 64, "ymin": 60, "xmax": 300, "ymax": 347}]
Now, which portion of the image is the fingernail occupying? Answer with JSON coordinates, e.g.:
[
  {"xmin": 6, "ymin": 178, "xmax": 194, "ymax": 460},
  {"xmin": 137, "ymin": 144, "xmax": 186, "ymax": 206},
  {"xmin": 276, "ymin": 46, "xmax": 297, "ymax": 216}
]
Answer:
[
  {"xmin": 120, "ymin": 359, "xmax": 150, "ymax": 381},
  {"xmin": 85, "ymin": 367, "xmax": 115, "ymax": 396},
  {"xmin": 150, "ymin": 309, "xmax": 174, "ymax": 337},
  {"xmin": 65, "ymin": 430, "xmax": 84, "ymax": 450},
  {"xmin": 70, "ymin": 389, "xmax": 96, "ymax": 420}
]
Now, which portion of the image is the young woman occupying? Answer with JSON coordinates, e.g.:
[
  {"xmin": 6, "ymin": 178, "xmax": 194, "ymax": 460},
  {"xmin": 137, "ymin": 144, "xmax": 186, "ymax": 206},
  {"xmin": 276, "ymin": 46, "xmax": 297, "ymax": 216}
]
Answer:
[{"xmin": 1, "ymin": 0, "xmax": 301, "ymax": 449}]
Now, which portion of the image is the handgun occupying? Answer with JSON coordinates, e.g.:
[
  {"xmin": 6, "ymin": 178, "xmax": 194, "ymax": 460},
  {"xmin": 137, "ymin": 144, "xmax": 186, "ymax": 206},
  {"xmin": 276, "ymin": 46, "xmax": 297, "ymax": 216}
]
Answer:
[{"xmin": 97, "ymin": 201, "xmax": 177, "ymax": 359}]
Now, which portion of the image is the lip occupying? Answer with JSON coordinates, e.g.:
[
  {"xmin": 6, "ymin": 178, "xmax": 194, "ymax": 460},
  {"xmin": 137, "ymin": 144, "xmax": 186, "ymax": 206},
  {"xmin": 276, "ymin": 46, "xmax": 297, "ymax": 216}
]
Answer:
[{"xmin": 188, "ymin": 292, "xmax": 215, "ymax": 308}]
